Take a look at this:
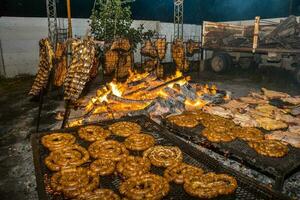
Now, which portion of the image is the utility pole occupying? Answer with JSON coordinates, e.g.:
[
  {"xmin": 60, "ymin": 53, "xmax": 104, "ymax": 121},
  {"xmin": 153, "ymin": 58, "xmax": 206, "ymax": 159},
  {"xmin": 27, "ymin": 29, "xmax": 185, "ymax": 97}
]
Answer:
[
  {"xmin": 174, "ymin": 0, "xmax": 184, "ymax": 40},
  {"xmin": 46, "ymin": 0, "xmax": 58, "ymax": 48}
]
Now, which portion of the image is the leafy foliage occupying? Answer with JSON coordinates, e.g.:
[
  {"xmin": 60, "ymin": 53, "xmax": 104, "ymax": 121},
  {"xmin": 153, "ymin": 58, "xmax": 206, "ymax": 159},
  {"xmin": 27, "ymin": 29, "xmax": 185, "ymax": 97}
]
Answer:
[{"xmin": 90, "ymin": 0, "xmax": 157, "ymax": 50}]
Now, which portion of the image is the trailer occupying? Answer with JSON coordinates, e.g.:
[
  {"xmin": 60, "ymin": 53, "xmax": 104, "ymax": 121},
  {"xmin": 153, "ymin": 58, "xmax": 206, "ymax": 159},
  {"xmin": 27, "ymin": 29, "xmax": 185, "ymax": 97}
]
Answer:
[{"xmin": 201, "ymin": 16, "xmax": 300, "ymax": 83}]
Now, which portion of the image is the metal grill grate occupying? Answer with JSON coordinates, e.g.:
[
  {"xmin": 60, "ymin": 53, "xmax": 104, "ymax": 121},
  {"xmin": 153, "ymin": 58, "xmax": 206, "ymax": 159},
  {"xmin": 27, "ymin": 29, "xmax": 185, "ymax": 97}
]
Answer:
[
  {"xmin": 163, "ymin": 117, "xmax": 300, "ymax": 191},
  {"xmin": 31, "ymin": 115, "xmax": 289, "ymax": 200}
]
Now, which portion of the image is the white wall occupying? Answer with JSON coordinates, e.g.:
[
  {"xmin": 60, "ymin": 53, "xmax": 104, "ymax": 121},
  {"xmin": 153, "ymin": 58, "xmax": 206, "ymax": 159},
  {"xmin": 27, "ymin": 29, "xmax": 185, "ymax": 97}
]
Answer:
[{"xmin": 0, "ymin": 17, "xmax": 201, "ymax": 77}]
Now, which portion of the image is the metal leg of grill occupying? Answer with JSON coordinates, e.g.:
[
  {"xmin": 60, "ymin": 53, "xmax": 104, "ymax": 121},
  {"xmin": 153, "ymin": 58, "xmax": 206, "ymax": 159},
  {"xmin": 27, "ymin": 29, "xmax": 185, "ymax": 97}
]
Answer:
[
  {"xmin": 36, "ymin": 89, "xmax": 44, "ymax": 133},
  {"xmin": 274, "ymin": 175, "xmax": 284, "ymax": 191},
  {"xmin": 61, "ymin": 100, "xmax": 71, "ymax": 129}
]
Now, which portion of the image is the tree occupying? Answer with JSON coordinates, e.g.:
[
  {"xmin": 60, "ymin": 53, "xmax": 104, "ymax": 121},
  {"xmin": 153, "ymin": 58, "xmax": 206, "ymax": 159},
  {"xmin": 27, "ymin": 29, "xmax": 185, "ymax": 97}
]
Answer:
[{"xmin": 90, "ymin": 0, "xmax": 157, "ymax": 50}]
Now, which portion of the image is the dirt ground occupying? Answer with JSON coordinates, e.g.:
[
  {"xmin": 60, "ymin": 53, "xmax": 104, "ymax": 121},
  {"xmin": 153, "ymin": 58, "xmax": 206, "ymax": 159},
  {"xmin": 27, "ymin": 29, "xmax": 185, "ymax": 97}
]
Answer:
[{"xmin": 0, "ymin": 67, "xmax": 299, "ymax": 199}]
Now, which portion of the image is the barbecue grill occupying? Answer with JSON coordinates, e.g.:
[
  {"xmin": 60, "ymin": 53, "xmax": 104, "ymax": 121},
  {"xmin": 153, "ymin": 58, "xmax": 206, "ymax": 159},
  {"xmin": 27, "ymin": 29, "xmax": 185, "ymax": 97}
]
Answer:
[
  {"xmin": 31, "ymin": 115, "xmax": 288, "ymax": 200},
  {"xmin": 163, "ymin": 118, "xmax": 300, "ymax": 191}
]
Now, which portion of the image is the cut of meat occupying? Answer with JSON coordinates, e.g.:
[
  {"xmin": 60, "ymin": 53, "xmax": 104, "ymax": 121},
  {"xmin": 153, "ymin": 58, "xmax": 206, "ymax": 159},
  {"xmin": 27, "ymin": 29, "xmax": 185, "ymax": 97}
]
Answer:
[
  {"xmin": 261, "ymin": 88, "xmax": 290, "ymax": 99},
  {"xmin": 110, "ymin": 38, "xmax": 131, "ymax": 52},
  {"xmin": 249, "ymin": 92, "xmax": 268, "ymax": 100},
  {"xmin": 265, "ymin": 131, "xmax": 300, "ymax": 148},
  {"xmin": 289, "ymin": 126, "xmax": 300, "ymax": 133},
  {"xmin": 252, "ymin": 104, "xmax": 279, "ymax": 118},
  {"xmin": 254, "ymin": 116, "xmax": 288, "ymax": 131},
  {"xmin": 141, "ymin": 40, "xmax": 157, "ymax": 58},
  {"xmin": 291, "ymin": 106, "xmax": 300, "ymax": 116},
  {"xmin": 186, "ymin": 39, "xmax": 200, "ymax": 56},
  {"xmin": 239, "ymin": 96, "xmax": 268, "ymax": 105},
  {"xmin": 281, "ymin": 97, "xmax": 300, "ymax": 105},
  {"xmin": 275, "ymin": 113, "xmax": 300, "ymax": 125},
  {"xmin": 203, "ymin": 106, "xmax": 232, "ymax": 119},
  {"xmin": 104, "ymin": 50, "xmax": 119, "ymax": 75},
  {"xmin": 232, "ymin": 113, "xmax": 259, "ymax": 127},
  {"xmin": 222, "ymin": 100, "xmax": 249, "ymax": 111},
  {"xmin": 64, "ymin": 38, "xmax": 96, "ymax": 102},
  {"xmin": 29, "ymin": 38, "xmax": 54, "ymax": 96},
  {"xmin": 172, "ymin": 39, "xmax": 189, "ymax": 72},
  {"xmin": 155, "ymin": 38, "xmax": 167, "ymax": 60},
  {"xmin": 53, "ymin": 42, "xmax": 67, "ymax": 87}
]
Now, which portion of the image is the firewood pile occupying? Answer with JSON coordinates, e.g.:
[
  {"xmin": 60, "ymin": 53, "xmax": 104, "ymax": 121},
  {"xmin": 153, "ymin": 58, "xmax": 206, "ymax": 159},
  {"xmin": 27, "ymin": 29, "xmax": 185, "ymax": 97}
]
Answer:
[
  {"xmin": 64, "ymin": 70, "xmax": 229, "ymax": 126},
  {"xmin": 203, "ymin": 15, "xmax": 300, "ymax": 49},
  {"xmin": 29, "ymin": 38, "xmax": 54, "ymax": 96},
  {"xmin": 64, "ymin": 38, "xmax": 96, "ymax": 102},
  {"xmin": 260, "ymin": 16, "xmax": 300, "ymax": 49}
]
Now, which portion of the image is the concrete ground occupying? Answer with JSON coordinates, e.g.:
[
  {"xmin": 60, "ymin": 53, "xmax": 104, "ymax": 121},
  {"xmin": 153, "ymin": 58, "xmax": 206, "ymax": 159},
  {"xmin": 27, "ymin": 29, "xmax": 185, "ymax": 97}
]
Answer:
[{"xmin": 0, "ymin": 67, "xmax": 299, "ymax": 200}]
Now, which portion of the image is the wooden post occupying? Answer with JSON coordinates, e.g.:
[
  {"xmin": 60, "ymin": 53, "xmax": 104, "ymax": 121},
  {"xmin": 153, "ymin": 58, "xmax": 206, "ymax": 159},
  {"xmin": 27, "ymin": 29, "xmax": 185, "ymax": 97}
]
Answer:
[
  {"xmin": 66, "ymin": 0, "xmax": 72, "ymax": 38},
  {"xmin": 253, "ymin": 16, "xmax": 260, "ymax": 53}
]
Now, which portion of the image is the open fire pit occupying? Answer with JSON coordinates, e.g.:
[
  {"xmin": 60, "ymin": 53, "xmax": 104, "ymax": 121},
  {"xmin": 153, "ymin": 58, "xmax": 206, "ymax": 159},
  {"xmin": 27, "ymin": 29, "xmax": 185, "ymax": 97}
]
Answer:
[{"xmin": 65, "ymin": 70, "xmax": 230, "ymax": 126}]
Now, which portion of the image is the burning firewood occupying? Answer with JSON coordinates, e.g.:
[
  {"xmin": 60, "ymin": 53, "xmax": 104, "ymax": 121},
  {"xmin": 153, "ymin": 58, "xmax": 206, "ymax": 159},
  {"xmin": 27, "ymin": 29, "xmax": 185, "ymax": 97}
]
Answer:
[
  {"xmin": 172, "ymin": 39, "xmax": 189, "ymax": 72},
  {"xmin": 141, "ymin": 40, "xmax": 157, "ymax": 58},
  {"xmin": 154, "ymin": 38, "xmax": 167, "ymax": 60},
  {"xmin": 29, "ymin": 38, "xmax": 54, "ymax": 96},
  {"xmin": 104, "ymin": 50, "xmax": 119, "ymax": 75},
  {"xmin": 53, "ymin": 42, "xmax": 67, "ymax": 87},
  {"xmin": 64, "ymin": 38, "xmax": 96, "ymax": 102}
]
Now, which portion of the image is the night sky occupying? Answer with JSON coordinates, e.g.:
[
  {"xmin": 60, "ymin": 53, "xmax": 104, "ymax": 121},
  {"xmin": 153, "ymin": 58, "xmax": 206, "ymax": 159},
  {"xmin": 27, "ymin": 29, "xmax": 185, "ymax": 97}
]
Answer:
[{"xmin": 1, "ymin": 0, "xmax": 300, "ymax": 24}]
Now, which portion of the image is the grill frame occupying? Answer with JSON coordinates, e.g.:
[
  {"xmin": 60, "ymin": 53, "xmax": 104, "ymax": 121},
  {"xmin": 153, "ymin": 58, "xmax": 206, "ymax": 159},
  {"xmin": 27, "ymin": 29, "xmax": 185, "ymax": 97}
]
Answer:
[
  {"xmin": 31, "ymin": 115, "xmax": 289, "ymax": 200},
  {"xmin": 163, "ymin": 117, "xmax": 300, "ymax": 191}
]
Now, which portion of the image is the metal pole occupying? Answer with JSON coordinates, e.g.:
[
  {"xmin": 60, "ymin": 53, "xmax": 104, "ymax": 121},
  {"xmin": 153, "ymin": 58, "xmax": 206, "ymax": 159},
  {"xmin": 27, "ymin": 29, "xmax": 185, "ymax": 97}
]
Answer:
[
  {"xmin": 61, "ymin": 100, "xmax": 71, "ymax": 128},
  {"xmin": 36, "ymin": 89, "xmax": 44, "ymax": 132},
  {"xmin": 66, "ymin": 0, "xmax": 72, "ymax": 38},
  {"xmin": 0, "ymin": 40, "xmax": 6, "ymax": 77}
]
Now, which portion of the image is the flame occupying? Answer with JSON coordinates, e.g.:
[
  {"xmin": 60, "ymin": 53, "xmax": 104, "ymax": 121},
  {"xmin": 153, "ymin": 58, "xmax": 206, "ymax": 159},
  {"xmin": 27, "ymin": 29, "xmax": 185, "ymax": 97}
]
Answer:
[
  {"xmin": 126, "ymin": 69, "xmax": 149, "ymax": 83},
  {"xmin": 224, "ymin": 93, "xmax": 231, "ymax": 101},
  {"xmin": 109, "ymin": 81, "xmax": 123, "ymax": 97},
  {"xmin": 185, "ymin": 99, "xmax": 207, "ymax": 111},
  {"xmin": 81, "ymin": 69, "xmax": 219, "ymax": 118},
  {"xmin": 158, "ymin": 89, "xmax": 168, "ymax": 99},
  {"xmin": 211, "ymin": 84, "xmax": 217, "ymax": 95}
]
